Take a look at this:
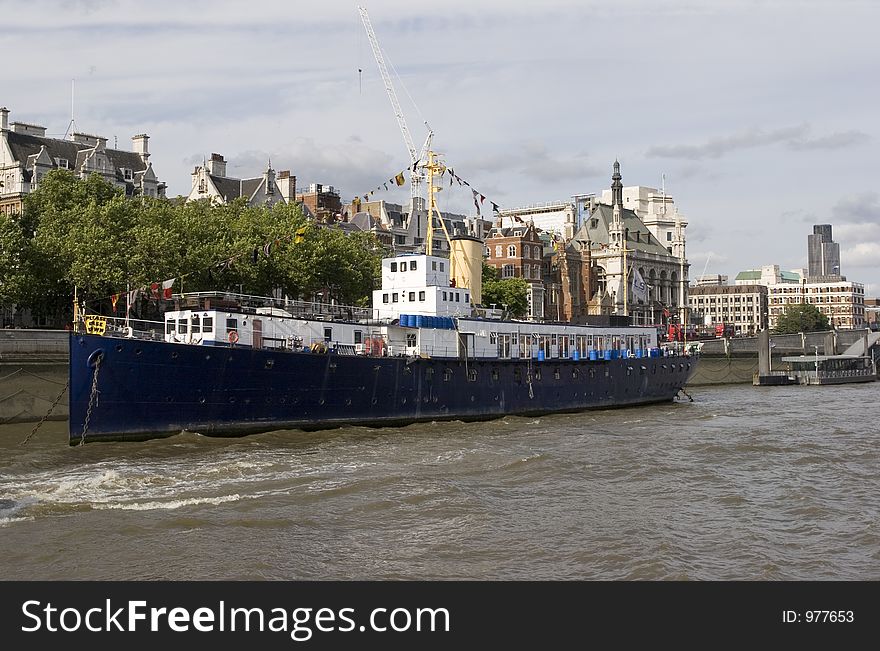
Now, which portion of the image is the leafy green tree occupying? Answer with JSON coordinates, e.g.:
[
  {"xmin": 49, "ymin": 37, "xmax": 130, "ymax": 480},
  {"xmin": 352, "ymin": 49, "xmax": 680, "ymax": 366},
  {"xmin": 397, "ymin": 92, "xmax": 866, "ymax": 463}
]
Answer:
[
  {"xmin": 773, "ymin": 302, "xmax": 829, "ymax": 334},
  {"xmin": 0, "ymin": 214, "xmax": 29, "ymax": 308},
  {"xmin": 481, "ymin": 262, "xmax": 529, "ymax": 318},
  {"xmin": 9, "ymin": 170, "xmax": 384, "ymax": 325}
]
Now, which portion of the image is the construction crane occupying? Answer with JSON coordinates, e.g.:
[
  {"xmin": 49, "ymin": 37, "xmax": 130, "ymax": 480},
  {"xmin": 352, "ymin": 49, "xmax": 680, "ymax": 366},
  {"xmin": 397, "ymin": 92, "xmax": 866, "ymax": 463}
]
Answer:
[{"xmin": 358, "ymin": 5, "xmax": 433, "ymax": 203}]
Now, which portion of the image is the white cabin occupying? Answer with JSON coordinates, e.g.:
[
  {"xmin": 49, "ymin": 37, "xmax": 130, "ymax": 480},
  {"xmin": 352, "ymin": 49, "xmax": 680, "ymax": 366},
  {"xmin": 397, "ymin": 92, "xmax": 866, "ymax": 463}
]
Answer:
[{"xmin": 371, "ymin": 254, "xmax": 472, "ymax": 320}]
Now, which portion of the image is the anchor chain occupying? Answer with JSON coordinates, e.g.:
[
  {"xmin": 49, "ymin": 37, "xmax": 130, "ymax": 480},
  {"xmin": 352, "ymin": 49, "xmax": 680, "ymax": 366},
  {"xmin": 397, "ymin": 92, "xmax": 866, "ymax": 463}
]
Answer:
[
  {"xmin": 19, "ymin": 379, "xmax": 70, "ymax": 446},
  {"xmin": 79, "ymin": 353, "xmax": 103, "ymax": 446}
]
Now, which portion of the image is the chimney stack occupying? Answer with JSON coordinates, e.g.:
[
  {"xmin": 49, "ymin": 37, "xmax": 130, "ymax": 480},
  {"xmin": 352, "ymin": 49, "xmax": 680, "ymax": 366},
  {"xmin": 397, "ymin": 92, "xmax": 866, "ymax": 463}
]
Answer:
[
  {"xmin": 132, "ymin": 134, "xmax": 150, "ymax": 162},
  {"xmin": 206, "ymin": 153, "xmax": 227, "ymax": 177},
  {"xmin": 277, "ymin": 170, "xmax": 296, "ymax": 202},
  {"xmin": 0, "ymin": 107, "xmax": 8, "ymax": 131}
]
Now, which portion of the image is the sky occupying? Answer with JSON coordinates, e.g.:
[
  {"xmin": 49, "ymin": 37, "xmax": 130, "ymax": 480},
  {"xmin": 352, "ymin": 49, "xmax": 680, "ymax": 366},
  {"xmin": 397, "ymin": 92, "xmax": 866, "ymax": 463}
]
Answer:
[{"xmin": 3, "ymin": 0, "xmax": 878, "ymax": 294}]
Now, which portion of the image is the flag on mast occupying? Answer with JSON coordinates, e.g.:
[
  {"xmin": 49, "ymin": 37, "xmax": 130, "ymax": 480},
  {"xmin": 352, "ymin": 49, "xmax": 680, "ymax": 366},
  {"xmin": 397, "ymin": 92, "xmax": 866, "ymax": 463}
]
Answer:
[{"xmin": 631, "ymin": 266, "xmax": 648, "ymax": 303}]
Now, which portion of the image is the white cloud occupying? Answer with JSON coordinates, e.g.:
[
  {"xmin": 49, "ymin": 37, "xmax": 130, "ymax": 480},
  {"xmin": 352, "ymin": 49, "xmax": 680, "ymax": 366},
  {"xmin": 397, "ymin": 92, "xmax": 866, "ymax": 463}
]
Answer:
[
  {"xmin": 840, "ymin": 241, "xmax": 880, "ymax": 268},
  {"xmin": 646, "ymin": 124, "xmax": 869, "ymax": 161},
  {"xmin": 4, "ymin": 0, "xmax": 880, "ymax": 293}
]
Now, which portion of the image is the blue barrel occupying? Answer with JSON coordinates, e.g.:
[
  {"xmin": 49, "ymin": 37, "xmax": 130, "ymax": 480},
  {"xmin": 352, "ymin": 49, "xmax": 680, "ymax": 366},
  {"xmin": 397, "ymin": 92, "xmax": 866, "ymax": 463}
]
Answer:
[
  {"xmin": 404, "ymin": 314, "xmax": 413, "ymax": 327},
  {"xmin": 635, "ymin": 349, "xmax": 642, "ymax": 358},
  {"xmin": 537, "ymin": 350, "xmax": 545, "ymax": 362},
  {"xmin": 399, "ymin": 314, "xmax": 407, "ymax": 326},
  {"xmin": 572, "ymin": 350, "xmax": 580, "ymax": 361},
  {"xmin": 604, "ymin": 350, "xmax": 612, "ymax": 361},
  {"xmin": 415, "ymin": 315, "xmax": 423, "ymax": 328},
  {"xmin": 589, "ymin": 350, "xmax": 598, "ymax": 361}
]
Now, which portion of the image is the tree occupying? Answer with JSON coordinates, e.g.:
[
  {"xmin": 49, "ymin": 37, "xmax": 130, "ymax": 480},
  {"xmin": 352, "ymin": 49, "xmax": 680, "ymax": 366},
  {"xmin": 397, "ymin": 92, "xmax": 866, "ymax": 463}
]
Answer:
[
  {"xmin": 773, "ymin": 302, "xmax": 829, "ymax": 334},
  {"xmin": 481, "ymin": 262, "xmax": 529, "ymax": 318},
  {"xmin": 0, "ymin": 214, "xmax": 29, "ymax": 309},
  {"xmin": 7, "ymin": 170, "xmax": 384, "ymax": 326}
]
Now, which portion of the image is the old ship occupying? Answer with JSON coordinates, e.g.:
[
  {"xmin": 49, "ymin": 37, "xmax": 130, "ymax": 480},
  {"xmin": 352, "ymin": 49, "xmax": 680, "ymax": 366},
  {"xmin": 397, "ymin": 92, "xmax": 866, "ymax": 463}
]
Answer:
[{"xmin": 68, "ymin": 231, "xmax": 698, "ymax": 444}]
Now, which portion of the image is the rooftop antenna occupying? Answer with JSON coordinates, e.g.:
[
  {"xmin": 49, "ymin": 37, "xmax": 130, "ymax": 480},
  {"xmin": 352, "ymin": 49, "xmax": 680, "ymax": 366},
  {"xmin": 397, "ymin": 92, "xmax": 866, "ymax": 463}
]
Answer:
[
  {"xmin": 661, "ymin": 172, "xmax": 667, "ymax": 216},
  {"xmin": 63, "ymin": 79, "xmax": 77, "ymax": 140}
]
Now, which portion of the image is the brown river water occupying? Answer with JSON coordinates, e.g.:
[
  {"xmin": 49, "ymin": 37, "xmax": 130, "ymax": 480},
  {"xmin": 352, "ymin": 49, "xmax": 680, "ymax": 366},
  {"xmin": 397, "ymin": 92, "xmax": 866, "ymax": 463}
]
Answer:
[{"xmin": 1, "ymin": 383, "xmax": 878, "ymax": 580}]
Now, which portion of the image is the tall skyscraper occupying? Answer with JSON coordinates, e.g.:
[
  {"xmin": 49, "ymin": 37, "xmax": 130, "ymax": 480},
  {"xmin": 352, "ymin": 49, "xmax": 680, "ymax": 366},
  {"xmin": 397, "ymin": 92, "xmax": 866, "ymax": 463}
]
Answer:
[{"xmin": 807, "ymin": 224, "xmax": 841, "ymax": 279}]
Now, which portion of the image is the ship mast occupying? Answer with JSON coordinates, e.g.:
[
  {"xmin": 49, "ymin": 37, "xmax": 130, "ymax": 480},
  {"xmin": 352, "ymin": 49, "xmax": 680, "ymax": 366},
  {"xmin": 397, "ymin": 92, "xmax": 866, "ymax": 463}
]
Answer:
[{"xmin": 424, "ymin": 150, "xmax": 452, "ymax": 256}]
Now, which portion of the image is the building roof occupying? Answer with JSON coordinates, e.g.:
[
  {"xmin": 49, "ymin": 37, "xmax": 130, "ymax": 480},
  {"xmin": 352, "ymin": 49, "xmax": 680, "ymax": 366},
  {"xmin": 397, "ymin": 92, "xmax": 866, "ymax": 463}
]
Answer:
[
  {"xmin": 6, "ymin": 130, "xmax": 147, "ymax": 181},
  {"xmin": 208, "ymin": 175, "xmax": 241, "ymax": 201},
  {"xmin": 735, "ymin": 269, "xmax": 802, "ymax": 283},
  {"xmin": 573, "ymin": 203, "xmax": 670, "ymax": 256}
]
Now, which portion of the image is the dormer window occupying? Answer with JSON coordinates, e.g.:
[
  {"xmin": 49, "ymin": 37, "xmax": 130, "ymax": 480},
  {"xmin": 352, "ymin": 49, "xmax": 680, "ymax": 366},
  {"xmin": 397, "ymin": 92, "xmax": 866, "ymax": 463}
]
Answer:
[
  {"xmin": 55, "ymin": 158, "xmax": 69, "ymax": 170},
  {"xmin": 122, "ymin": 168, "xmax": 133, "ymax": 181}
]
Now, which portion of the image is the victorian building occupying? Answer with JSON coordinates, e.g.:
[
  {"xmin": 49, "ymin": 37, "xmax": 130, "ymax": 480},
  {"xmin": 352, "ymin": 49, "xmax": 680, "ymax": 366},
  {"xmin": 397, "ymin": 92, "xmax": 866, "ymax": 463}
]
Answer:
[
  {"xmin": 187, "ymin": 153, "xmax": 295, "ymax": 207},
  {"xmin": 570, "ymin": 161, "xmax": 690, "ymax": 326},
  {"xmin": 485, "ymin": 221, "xmax": 546, "ymax": 320},
  {"xmin": 0, "ymin": 106, "xmax": 164, "ymax": 215}
]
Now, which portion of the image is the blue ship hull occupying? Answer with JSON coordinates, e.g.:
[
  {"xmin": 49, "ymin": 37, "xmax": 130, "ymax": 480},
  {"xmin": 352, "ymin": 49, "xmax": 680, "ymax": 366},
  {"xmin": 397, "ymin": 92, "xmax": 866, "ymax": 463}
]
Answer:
[{"xmin": 69, "ymin": 334, "xmax": 698, "ymax": 444}]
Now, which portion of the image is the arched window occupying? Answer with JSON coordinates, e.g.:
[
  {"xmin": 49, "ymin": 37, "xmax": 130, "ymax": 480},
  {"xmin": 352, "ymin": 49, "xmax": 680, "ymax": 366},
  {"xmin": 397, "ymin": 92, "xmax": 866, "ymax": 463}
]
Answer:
[
  {"xmin": 508, "ymin": 245, "xmax": 517, "ymax": 258},
  {"xmin": 523, "ymin": 244, "xmax": 531, "ymax": 259}
]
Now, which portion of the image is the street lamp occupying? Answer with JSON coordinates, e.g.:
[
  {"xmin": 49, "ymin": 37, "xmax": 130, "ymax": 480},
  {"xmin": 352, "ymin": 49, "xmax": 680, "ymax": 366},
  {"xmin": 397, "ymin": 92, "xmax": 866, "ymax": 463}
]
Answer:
[
  {"xmin": 769, "ymin": 341, "xmax": 776, "ymax": 373},
  {"xmin": 813, "ymin": 344, "xmax": 819, "ymax": 383}
]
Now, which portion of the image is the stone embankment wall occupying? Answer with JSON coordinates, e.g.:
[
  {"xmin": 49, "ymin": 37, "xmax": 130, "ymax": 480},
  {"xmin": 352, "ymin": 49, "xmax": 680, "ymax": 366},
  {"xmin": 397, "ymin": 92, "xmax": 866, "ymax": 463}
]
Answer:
[
  {"xmin": 0, "ymin": 330, "xmax": 69, "ymax": 423},
  {"xmin": 687, "ymin": 329, "xmax": 874, "ymax": 386}
]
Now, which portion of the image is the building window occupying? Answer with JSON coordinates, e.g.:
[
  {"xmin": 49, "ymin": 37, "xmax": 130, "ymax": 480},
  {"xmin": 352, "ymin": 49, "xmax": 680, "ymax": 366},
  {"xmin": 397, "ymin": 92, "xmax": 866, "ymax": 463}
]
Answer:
[
  {"xmin": 409, "ymin": 292, "xmax": 416, "ymax": 302},
  {"xmin": 443, "ymin": 291, "xmax": 447, "ymax": 301},
  {"xmin": 440, "ymin": 262, "xmax": 445, "ymax": 272},
  {"xmin": 392, "ymin": 293, "xmax": 399, "ymax": 303},
  {"xmin": 508, "ymin": 245, "xmax": 516, "ymax": 258},
  {"xmin": 382, "ymin": 293, "xmax": 389, "ymax": 303},
  {"xmin": 419, "ymin": 291, "xmax": 425, "ymax": 301},
  {"xmin": 495, "ymin": 245, "xmax": 502, "ymax": 257},
  {"xmin": 410, "ymin": 261, "xmax": 417, "ymax": 271},
  {"xmin": 666, "ymin": 232, "xmax": 672, "ymax": 241},
  {"xmin": 390, "ymin": 262, "xmax": 397, "ymax": 272},
  {"xmin": 503, "ymin": 264, "xmax": 514, "ymax": 278},
  {"xmin": 465, "ymin": 293, "xmax": 469, "ymax": 303},
  {"xmin": 432, "ymin": 261, "xmax": 437, "ymax": 271}
]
